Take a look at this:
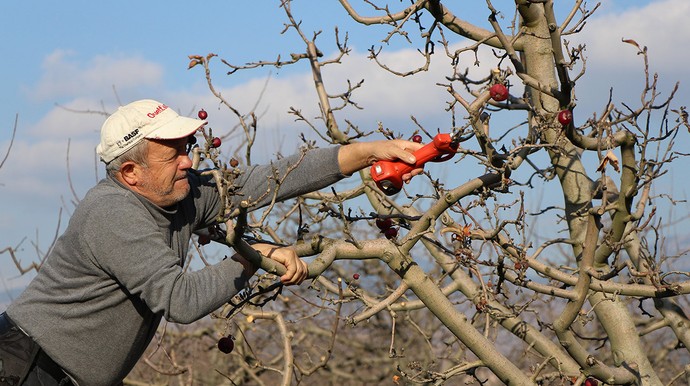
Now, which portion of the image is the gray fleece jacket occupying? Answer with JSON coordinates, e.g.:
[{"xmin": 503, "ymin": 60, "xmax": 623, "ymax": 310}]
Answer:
[{"xmin": 6, "ymin": 146, "xmax": 344, "ymax": 386}]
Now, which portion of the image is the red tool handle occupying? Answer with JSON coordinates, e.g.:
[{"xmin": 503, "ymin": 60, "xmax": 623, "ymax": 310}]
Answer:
[{"xmin": 370, "ymin": 133, "xmax": 458, "ymax": 195}]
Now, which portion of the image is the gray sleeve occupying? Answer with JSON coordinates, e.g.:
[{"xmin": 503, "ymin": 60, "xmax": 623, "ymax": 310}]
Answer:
[
  {"xmin": 192, "ymin": 146, "xmax": 345, "ymax": 228},
  {"xmin": 229, "ymin": 146, "xmax": 346, "ymax": 212}
]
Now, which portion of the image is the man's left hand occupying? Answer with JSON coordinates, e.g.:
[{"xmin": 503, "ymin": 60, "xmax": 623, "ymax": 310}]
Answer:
[{"xmin": 249, "ymin": 243, "xmax": 309, "ymax": 285}]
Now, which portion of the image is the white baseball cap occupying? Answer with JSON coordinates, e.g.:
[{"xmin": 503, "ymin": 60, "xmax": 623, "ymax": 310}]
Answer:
[{"xmin": 97, "ymin": 99, "xmax": 206, "ymax": 163}]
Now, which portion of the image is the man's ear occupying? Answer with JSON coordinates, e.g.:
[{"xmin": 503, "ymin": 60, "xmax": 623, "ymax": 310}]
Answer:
[{"xmin": 118, "ymin": 162, "xmax": 139, "ymax": 186}]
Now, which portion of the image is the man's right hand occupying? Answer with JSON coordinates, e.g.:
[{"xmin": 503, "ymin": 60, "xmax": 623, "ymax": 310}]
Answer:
[{"xmin": 337, "ymin": 139, "xmax": 425, "ymax": 179}]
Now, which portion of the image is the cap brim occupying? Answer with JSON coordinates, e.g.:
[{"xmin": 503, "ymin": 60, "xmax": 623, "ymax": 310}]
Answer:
[{"xmin": 145, "ymin": 115, "xmax": 206, "ymax": 140}]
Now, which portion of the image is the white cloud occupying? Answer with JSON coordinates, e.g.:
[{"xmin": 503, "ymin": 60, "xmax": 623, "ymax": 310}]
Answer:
[
  {"xmin": 0, "ymin": 136, "xmax": 100, "ymax": 197},
  {"xmin": 28, "ymin": 50, "xmax": 165, "ymax": 101},
  {"xmin": 0, "ymin": 101, "xmax": 106, "ymax": 202},
  {"xmin": 577, "ymin": 0, "xmax": 690, "ymax": 73},
  {"xmin": 195, "ymin": 42, "xmax": 506, "ymax": 147},
  {"xmin": 26, "ymin": 98, "xmax": 106, "ymax": 139},
  {"xmin": 322, "ymin": 47, "xmax": 453, "ymax": 119}
]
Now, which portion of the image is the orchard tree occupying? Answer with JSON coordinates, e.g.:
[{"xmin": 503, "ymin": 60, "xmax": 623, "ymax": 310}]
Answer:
[
  {"xmin": 170, "ymin": 1, "xmax": 690, "ymax": 385},
  {"xmin": 6, "ymin": 1, "xmax": 690, "ymax": 385}
]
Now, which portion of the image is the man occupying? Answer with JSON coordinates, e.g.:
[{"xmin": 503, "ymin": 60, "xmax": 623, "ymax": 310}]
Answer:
[{"xmin": 0, "ymin": 99, "xmax": 421, "ymax": 385}]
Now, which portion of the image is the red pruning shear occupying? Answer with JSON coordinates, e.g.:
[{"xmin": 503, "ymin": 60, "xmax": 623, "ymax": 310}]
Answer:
[{"xmin": 370, "ymin": 133, "xmax": 459, "ymax": 195}]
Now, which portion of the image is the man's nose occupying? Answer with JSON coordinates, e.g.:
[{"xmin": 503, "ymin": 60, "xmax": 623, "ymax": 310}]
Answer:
[{"xmin": 179, "ymin": 154, "xmax": 193, "ymax": 170}]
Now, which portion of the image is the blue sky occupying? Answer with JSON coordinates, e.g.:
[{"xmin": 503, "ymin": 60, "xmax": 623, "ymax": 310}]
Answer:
[{"xmin": 2, "ymin": 0, "xmax": 689, "ymax": 307}]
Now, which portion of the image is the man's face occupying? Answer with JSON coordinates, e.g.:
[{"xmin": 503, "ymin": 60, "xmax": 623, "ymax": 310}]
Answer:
[{"xmin": 136, "ymin": 138, "xmax": 193, "ymax": 207}]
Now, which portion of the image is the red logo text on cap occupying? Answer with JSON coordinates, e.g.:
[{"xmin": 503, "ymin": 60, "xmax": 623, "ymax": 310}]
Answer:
[{"xmin": 147, "ymin": 104, "xmax": 169, "ymax": 119}]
